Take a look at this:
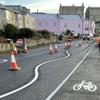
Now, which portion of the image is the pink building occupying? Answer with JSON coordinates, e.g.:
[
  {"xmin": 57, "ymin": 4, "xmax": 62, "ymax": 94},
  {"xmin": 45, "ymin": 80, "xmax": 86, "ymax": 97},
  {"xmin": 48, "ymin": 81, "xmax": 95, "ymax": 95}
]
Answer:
[
  {"xmin": 84, "ymin": 20, "xmax": 95, "ymax": 35},
  {"xmin": 30, "ymin": 13, "xmax": 95, "ymax": 36},
  {"xmin": 30, "ymin": 13, "xmax": 60, "ymax": 34},
  {"xmin": 59, "ymin": 15, "xmax": 82, "ymax": 35}
]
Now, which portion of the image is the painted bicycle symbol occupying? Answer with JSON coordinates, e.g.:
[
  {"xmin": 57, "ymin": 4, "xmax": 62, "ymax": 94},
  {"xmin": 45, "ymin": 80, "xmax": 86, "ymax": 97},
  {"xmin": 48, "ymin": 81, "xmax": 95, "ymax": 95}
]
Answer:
[{"xmin": 73, "ymin": 80, "xmax": 97, "ymax": 92}]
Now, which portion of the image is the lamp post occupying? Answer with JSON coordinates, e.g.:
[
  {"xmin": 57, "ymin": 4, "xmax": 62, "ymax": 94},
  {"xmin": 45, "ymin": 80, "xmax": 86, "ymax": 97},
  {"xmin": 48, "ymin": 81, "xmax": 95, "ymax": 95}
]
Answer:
[
  {"xmin": 82, "ymin": 18, "xmax": 84, "ymax": 35},
  {"xmin": 88, "ymin": 20, "xmax": 90, "ymax": 34}
]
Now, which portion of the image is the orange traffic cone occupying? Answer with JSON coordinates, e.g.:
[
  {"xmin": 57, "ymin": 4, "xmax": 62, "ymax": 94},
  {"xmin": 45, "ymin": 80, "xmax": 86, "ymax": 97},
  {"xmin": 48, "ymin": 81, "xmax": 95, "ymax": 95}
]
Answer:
[
  {"xmin": 67, "ymin": 42, "xmax": 71, "ymax": 48},
  {"xmin": 49, "ymin": 44, "xmax": 53, "ymax": 54},
  {"xmin": 54, "ymin": 43, "xmax": 58, "ymax": 53},
  {"xmin": 13, "ymin": 46, "xmax": 18, "ymax": 55},
  {"xmin": 64, "ymin": 42, "xmax": 67, "ymax": 49},
  {"xmin": 24, "ymin": 45, "xmax": 28, "ymax": 53},
  {"xmin": 9, "ymin": 51, "xmax": 20, "ymax": 70}
]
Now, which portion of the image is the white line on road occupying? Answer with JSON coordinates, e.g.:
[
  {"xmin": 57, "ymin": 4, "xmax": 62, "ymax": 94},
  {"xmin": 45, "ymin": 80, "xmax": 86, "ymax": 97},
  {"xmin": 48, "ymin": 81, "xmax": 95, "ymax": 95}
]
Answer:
[
  {"xmin": 0, "ymin": 59, "xmax": 8, "ymax": 63},
  {"xmin": 83, "ymin": 42, "xmax": 95, "ymax": 53},
  {"xmin": 0, "ymin": 51, "xmax": 70, "ymax": 99},
  {"xmin": 45, "ymin": 44, "xmax": 95, "ymax": 100}
]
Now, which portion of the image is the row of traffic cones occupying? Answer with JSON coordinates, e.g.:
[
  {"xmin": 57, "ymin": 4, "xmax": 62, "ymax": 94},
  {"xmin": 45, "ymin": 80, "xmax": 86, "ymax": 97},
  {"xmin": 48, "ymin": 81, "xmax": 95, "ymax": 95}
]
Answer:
[
  {"xmin": 8, "ymin": 44, "xmax": 58, "ymax": 71},
  {"xmin": 8, "ymin": 42, "xmax": 81, "ymax": 71},
  {"xmin": 49, "ymin": 44, "xmax": 58, "ymax": 54}
]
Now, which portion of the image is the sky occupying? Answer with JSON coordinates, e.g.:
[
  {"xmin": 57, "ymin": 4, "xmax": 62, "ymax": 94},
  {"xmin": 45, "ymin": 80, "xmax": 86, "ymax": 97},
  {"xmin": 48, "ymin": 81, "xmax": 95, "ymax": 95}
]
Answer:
[{"xmin": 0, "ymin": 0, "xmax": 100, "ymax": 13}]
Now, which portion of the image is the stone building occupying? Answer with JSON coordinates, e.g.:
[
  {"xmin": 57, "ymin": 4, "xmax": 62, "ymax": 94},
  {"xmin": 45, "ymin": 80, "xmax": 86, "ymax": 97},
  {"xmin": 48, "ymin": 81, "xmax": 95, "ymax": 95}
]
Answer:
[
  {"xmin": 59, "ymin": 3, "xmax": 84, "ymax": 17},
  {"xmin": 0, "ymin": 4, "xmax": 19, "ymax": 29},
  {"xmin": 5, "ymin": 5, "xmax": 36, "ymax": 30},
  {"xmin": 85, "ymin": 7, "xmax": 100, "ymax": 34},
  {"xmin": 5, "ymin": 5, "xmax": 30, "ymax": 14}
]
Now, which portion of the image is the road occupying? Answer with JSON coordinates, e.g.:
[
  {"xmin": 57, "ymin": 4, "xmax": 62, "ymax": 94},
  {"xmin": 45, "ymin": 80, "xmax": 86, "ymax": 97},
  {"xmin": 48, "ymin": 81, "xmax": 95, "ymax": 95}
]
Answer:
[
  {"xmin": 51, "ymin": 44, "xmax": 100, "ymax": 100},
  {"xmin": 0, "ymin": 40, "xmax": 98, "ymax": 100}
]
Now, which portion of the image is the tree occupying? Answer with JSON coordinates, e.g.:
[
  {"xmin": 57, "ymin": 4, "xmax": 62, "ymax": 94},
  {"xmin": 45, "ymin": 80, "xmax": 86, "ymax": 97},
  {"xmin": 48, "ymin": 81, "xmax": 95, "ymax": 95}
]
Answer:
[
  {"xmin": 18, "ymin": 28, "xmax": 34, "ymax": 39},
  {"xmin": 37, "ymin": 30, "xmax": 50, "ymax": 39},
  {"xmin": 4, "ymin": 24, "xmax": 18, "ymax": 39},
  {"xmin": 0, "ymin": 30, "xmax": 4, "ymax": 37}
]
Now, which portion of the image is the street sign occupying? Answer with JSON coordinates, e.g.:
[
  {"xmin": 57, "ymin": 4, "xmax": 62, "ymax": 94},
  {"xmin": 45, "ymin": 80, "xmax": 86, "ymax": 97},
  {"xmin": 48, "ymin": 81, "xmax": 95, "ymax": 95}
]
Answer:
[{"xmin": 16, "ymin": 39, "xmax": 24, "ymax": 46}]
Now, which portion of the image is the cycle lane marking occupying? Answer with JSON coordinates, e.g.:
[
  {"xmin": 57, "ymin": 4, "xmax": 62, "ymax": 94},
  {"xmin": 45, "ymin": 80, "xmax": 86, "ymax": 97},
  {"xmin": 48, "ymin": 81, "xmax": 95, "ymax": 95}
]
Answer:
[
  {"xmin": 45, "ymin": 44, "xmax": 95, "ymax": 100},
  {"xmin": 73, "ymin": 80, "xmax": 97, "ymax": 92},
  {"xmin": 0, "ymin": 51, "xmax": 70, "ymax": 99}
]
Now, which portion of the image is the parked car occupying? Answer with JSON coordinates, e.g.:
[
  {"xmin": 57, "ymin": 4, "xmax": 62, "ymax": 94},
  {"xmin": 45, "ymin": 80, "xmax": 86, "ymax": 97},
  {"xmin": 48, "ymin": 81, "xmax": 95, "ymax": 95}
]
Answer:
[
  {"xmin": 82, "ymin": 34, "xmax": 90, "ymax": 41},
  {"xmin": 73, "ymin": 33, "xmax": 79, "ymax": 38}
]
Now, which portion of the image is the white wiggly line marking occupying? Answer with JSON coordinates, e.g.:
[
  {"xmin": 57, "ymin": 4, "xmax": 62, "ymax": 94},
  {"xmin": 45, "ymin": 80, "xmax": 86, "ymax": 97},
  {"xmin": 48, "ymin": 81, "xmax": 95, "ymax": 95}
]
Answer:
[
  {"xmin": 0, "ymin": 59, "xmax": 8, "ymax": 63},
  {"xmin": 0, "ymin": 51, "xmax": 70, "ymax": 99},
  {"xmin": 45, "ymin": 44, "xmax": 95, "ymax": 100}
]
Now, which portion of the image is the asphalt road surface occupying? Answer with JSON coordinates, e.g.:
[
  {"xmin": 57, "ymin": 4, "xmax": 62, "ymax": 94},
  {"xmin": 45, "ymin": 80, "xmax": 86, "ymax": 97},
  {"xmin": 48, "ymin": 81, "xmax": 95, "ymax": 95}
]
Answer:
[
  {"xmin": 0, "ymin": 40, "xmax": 97, "ymax": 100},
  {"xmin": 50, "ymin": 44, "xmax": 100, "ymax": 100}
]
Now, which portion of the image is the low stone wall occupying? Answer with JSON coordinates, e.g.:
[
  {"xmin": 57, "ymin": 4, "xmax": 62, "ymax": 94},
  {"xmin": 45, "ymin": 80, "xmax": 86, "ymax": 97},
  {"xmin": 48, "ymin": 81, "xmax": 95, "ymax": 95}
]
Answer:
[
  {"xmin": 0, "ymin": 43, "xmax": 12, "ymax": 51},
  {"xmin": 0, "ymin": 38, "xmax": 56, "ymax": 51}
]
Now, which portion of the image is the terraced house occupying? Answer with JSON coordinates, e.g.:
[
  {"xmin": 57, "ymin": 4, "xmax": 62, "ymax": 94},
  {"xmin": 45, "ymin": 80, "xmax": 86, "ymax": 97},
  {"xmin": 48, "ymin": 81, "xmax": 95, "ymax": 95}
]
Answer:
[
  {"xmin": 0, "ymin": 4, "xmax": 36, "ymax": 30},
  {"xmin": 31, "ymin": 13, "xmax": 95, "ymax": 36},
  {"xmin": 5, "ymin": 5, "xmax": 36, "ymax": 30}
]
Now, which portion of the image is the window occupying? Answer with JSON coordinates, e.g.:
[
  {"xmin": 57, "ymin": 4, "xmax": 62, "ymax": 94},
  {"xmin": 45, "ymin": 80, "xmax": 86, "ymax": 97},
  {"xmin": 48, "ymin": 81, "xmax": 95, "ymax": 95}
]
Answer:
[
  {"xmin": 54, "ymin": 22, "xmax": 56, "ymax": 26},
  {"xmin": 39, "ymin": 22, "xmax": 41, "ymax": 26},
  {"xmin": 64, "ymin": 24, "xmax": 67, "ymax": 28},
  {"xmin": 78, "ymin": 23, "xmax": 81, "ymax": 28},
  {"xmin": 45, "ymin": 22, "xmax": 48, "ymax": 26}
]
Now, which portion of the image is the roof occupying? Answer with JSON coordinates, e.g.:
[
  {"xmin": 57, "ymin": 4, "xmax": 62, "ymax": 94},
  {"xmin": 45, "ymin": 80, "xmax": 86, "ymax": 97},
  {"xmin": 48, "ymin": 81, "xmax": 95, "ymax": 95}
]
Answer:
[
  {"xmin": 30, "ymin": 13, "xmax": 58, "ymax": 19},
  {"xmin": 59, "ymin": 15, "xmax": 82, "ymax": 20},
  {"xmin": 88, "ymin": 7, "xmax": 100, "ymax": 9},
  {"xmin": 30, "ymin": 13, "xmax": 82, "ymax": 20},
  {"xmin": 0, "ymin": 4, "xmax": 20, "ymax": 14},
  {"xmin": 59, "ymin": 3, "xmax": 84, "ymax": 8}
]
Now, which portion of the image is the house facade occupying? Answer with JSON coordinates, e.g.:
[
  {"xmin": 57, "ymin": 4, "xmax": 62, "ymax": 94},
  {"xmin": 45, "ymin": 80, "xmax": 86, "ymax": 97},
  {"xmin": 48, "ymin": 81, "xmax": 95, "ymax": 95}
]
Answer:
[
  {"xmin": 31, "ymin": 13, "xmax": 95, "ymax": 35},
  {"xmin": 59, "ymin": 15, "xmax": 82, "ymax": 34},
  {"xmin": 23, "ymin": 14, "xmax": 36, "ymax": 29},
  {"xmin": 83, "ymin": 20, "xmax": 95, "ymax": 35},
  {"xmin": 59, "ymin": 3, "xmax": 84, "ymax": 17},
  {"xmin": 30, "ymin": 13, "xmax": 60, "ymax": 34},
  {"xmin": 85, "ymin": 7, "xmax": 100, "ymax": 34}
]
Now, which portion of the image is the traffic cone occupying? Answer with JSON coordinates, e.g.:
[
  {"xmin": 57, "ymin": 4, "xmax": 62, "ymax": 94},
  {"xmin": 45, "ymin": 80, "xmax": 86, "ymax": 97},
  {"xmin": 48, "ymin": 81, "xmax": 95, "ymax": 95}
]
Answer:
[
  {"xmin": 67, "ymin": 42, "xmax": 71, "ymax": 48},
  {"xmin": 78, "ymin": 41, "xmax": 82, "ymax": 47},
  {"xmin": 49, "ymin": 44, "xmax": 53, "ymax": 54},
  {"xmin": 78, "ymin": 43, "xmax": 81, "ymax": 47},
  {"xmin": 54, "ymin": 43, "xmax": 58, "ymax": 53},
  {"xmin": 64, "ymin": 42, "xmax": 67, "ymax": 49},
  {"xmin": 9, "ymin": 51, "xmax": 20, "ymax": 70},
  {"xmin": 24, "ymin": 45, "xmax": 28, "ymax": 53},
  {"xmin": 13, "ymin": 46, "xmax": 18, "ymax": 55}
]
